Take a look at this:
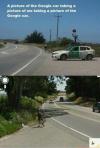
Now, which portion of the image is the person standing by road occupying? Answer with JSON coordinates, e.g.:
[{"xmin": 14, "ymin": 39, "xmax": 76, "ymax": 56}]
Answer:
[{"xmin": 37, "ymin": 107, "xmax": 46, "ymax": 127}]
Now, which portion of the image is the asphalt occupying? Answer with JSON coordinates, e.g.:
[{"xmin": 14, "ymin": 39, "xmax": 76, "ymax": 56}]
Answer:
[
  {"xmin": 0, "ymin": 43, "xmax": 42, "ymax": 75},
  {"xmin": 0, "ymin": 102, "xmax": 100, "ymax": 148},
  {"xmin": 56, "ymin": 102, "xmax": 100, "ymax": 123},
  {"xmin": 0, "ymin": 44, "xmax": 100, "ymax": 75}
]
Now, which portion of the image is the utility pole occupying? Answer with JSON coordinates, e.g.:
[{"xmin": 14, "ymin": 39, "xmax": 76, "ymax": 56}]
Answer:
[
  {"xmin": 49, "ymin": 29, "xmax": 52, "ymax": 42},
  {"xmin": 55, "ymin": 15, "xmax": 62, "ymax": 40}
]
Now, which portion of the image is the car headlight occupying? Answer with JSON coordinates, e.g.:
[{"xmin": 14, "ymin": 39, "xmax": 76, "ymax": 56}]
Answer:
[{"xmin": 52, "ymin": 53, "xmax": 59, "ymax": 55}]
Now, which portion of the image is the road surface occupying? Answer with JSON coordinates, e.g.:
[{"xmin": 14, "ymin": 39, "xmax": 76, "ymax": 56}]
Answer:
[
  {"xmin": 0, "ymin": 43, "xmax": 100, "ymax": 75},
  {"xmin": 0, "ymin": 102, "xmax": 100, "ymax": 148}
]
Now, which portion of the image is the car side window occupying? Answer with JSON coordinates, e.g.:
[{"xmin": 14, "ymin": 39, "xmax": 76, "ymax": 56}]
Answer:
[
  {"xmin": 86, "ymin": 47, "xmax": 90, "ymax": 50},
  {"xmin": 80, "ymin": 47, "xmax": 87, "ymax": 51},
  {"xmin": 72, "ymin": 47, "xmax": 79, "ymax": 51}
]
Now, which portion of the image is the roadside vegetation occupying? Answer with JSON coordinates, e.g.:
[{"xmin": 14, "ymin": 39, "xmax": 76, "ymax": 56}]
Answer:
[
  {"xmin": 47, "ymin": 40, "xmax": 100, "ymax": 56},
  {"xmin": 0, "ymin": 76, "xmax": 57, "ymax": 138},
  {"xmin": 0, "ymin": 43, "xmax": 4, "ymax": 48},
  {"xmin": 23, "ymin": 30, "xmax": 100, "ymax": 56},
  {"xmin": 24, "ymin": 31, "xmax": 45, "ymax": 44},
  {"xmin": 47, "ymin": 37, "xmax": 73, "ymax": 52},
  {"xmin": 66, "ymin": 76, "xmax": 100, "ymax": 107}
]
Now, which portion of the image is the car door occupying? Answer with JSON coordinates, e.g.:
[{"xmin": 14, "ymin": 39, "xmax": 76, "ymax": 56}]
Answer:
[
  {"xmin": 69, "ymin": 46, "xmax": 80, "ymax": 59},
  {"xmin": 79, "ymin": 46, "xmax": 87, "ymax": 59}
]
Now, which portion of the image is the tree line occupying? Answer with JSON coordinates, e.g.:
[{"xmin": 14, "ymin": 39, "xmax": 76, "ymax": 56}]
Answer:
[
  {"xmin": 0, "ymin": 76, "xmax": 57, "ymax": 111},
  {"xmin": 66, "ymin": 76, "xmax": 100, "ymax": 102}
]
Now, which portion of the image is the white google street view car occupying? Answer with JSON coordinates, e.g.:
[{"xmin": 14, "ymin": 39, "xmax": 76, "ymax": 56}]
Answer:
[{"xmin": 52, "ymin": 46, "xmax": 95, "ymax": 60}]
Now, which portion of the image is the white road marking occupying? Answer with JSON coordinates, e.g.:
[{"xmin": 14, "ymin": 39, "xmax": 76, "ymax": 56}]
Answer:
[
  {"xmin": 0, "ymin": 51, "xmax": 8, "ymax": 54},
  {"xmin": 6, "ymin": 45, "xmax": 18, "ymax": 52},
  {"xmin": 51, "ymin": 117, "xmax": 91, "ymax": 139},
  {"xmin": 66, "ymin": 110, "xmax": 100, "ymax": 123},
  {"xmin": 0, "ymin": 45, "xmax": 17, "ymax": 54},
  {"xmin": 11, "ymin": 49, "xmax": 42, "ymax": 75},
  {"xmin": 55, "ymin": 103, "xmax": 100, "ymax": 123}
]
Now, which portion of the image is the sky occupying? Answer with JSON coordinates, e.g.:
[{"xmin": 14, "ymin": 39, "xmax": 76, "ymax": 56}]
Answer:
[
  {"xmin": 0, "ymin": 0, "xmax": 100, "ymax": 43},
  {"xmin": 53, "ymin": 77, "xmax": 68, "ymax": 91},
  {"xmin": 56, "ymin": 81, "xmax": 66, "ymax": 91}
]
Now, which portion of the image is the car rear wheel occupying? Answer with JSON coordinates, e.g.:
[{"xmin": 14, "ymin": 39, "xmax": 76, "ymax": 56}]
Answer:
[
  {"xmin": 86, "ymin": 54, "xmax": 93, "ymax": 60},
  {"xmin": 60, "ymin": 54, "xmax": 67, "ymax": 60}
]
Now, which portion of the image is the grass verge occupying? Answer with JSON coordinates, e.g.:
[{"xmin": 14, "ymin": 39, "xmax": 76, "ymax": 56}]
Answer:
[{"xmin": 0, "ymin": 111, "xmax": 37, "ymax": 138}]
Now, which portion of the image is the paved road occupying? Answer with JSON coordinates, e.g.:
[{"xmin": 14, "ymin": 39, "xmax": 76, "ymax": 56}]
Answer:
[
  {"xmin": 56, "ymin": 101, "xmax": 100, "ymax": 122},
  {"xmin": 0, "ymin": 44, "xmax": 100, "ymax": 75},
  {"xmin": 0, "ymin": 43, "xmax": 42, "ymax": 75},
  {"xmin": 0, "ymin": 102, "xmax": 100, "ymax": 148}
]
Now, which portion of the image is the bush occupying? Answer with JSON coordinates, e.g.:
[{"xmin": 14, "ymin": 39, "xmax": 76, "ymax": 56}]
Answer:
[
  {"xmin": 0, "ymin": 123, "xmax": 7, "ymax": 137},
  {"xmin": 74, "ymin": 97, "xmax": 84, "ymax": 104},
  {"xmin": 25, "ymin": 31, "xmax": 45, "ymax": 44},
  {"xmin": 0, "ymin": 96, "xmax": 9, "ymax": 118},
  {"xmin": 0, "ymin": 96, "xmax": 8, "ymax": 110},
  {"xmin": 20, "ymin": 96, "xmax": 38, "ymax": 111},
  {"xmin": 0, "ymin": 109, "xmax": 36, "ymax": 137},
  {"xmin": 19, "ymin": 110, "xmax": 35, "ymax": 124},
  {"xmin": 67, "ymin": 92, "xmax": 76, "ymax": 101},
  {"xmin": 0, "ymin": 115, "xmax": 21, "ymax": 137},
  {"xmin": 60, "ymin": 38, "xmax": 73, "ymax": 46},
  {"xmin": 9, "ymin": 112, "xmax": 23, "ymax": 124},
  {"xmin": 0, "ymin": 96, "xmax": 39, "ymax": 138},
  {"xmin": 20, "ymin": 96, "xmax": 32, "ymax": 110},
  {"xmin": 0, "ymin": 43, "xmax": 4, "ymax": 48},
  {"xmin": 34, "ymin": 96, "xmax": 44, "ymax": 105}
]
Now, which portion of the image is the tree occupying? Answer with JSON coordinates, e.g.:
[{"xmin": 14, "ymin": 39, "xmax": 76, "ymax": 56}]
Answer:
[
  {"xmin": 60, "ymin": 37, "xmax": 73, "ymax": 46},
  {"xmin": 6, "ymin": 77, "xmax": 24, "ymax": 110},
  {"xmin": 65, "ymin": 76, "xmax": 100, "ymax": 102},
  {"xmin": 25, "ymin": 31, "xmax": 45, "ymax": 43},
  {"xmin": 2, "ymin": 76, "xmax": 57, "ymax": 110}
]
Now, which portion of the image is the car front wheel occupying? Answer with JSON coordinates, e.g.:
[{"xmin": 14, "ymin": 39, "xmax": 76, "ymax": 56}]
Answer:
[
  {"xmin": 60, "ymin": 54, "xmax": 67, "ymax": 60},
  {"xmin": 86, "ymin": 54, "xmax": 93, "ymax": 60}
]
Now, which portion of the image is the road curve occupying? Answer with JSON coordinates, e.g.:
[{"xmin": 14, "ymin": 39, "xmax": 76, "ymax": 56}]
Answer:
[
  {"xmin": 0, "ymin": 43, "xmax": 42, "ymax": 75},
  {"xmin": 0, "ymin": 43, "xmax": 100, "ymax": 75}
]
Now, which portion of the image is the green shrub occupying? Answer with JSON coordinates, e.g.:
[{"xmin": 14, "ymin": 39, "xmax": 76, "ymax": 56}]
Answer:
[
  {"xmin": 0, "ymin": 43, "xmax": 4, "ymax": 48},
  {"xmin": 67, "ymin": 92, "xmax": 76, "ymax": 101},
  {"xmin": 20, "ymin": 96, "xmax": 33, "ymax": 111},
  {"xmin": 0, "ymin": 96, "xmax": 8, "ymax": 112},
  {"xmin": 74, "ymin": 97, "xmax": 84, "ymax": 104},
  {"xmin": 0, "ymin": 96, "xmax": 38, "ymax": 138},
  {"xmin": 20, "ymin": 96, "xmax": 40, "ymax": 112},
  {"xmin": 19, "ymin": 110, "xmax": 34, "ymax": 124},
  {"xmin": 34, "ymin": 96, "xmax": 44, "ymax": 105},
  {"xmin": 9, "ymin": 112, "xmax": 23, "ymax": 124},
  {"xmin": 60, "ymin": 38, "xmax": 73, "ymax": 46},
  {"xmin": 0, "ymin": 115, "xmax": 21, "ymax": 137},
  {"xmin": 0, "ymin": 123, "xmax": 7, "ymax": 137}
]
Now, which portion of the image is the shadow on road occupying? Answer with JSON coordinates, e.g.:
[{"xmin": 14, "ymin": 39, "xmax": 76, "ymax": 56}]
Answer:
[
  {"xmin": 32, "ymin": 108, "xmax": 68, "ymax": 128},
  {"xmin": 44, "ymin": 108, "xmax": 68, "ymax": 118},
  {"xmin": 53, "ymin": 59, "xmax": 97, "ymax": 61}
]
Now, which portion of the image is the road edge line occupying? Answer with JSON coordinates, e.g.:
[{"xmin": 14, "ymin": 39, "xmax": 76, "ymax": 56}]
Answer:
[
  {"xmin": 51, "ymin": 117, "xmax": 91, "ymax": 139},
  {"xmin": 11, "ymin": 49, "xmax": 42, "ymax": 75}
]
